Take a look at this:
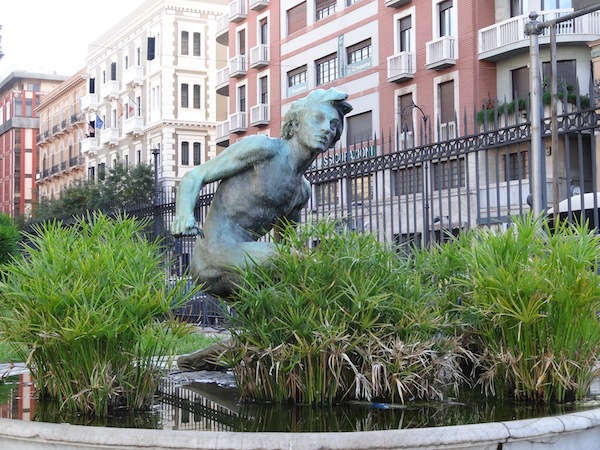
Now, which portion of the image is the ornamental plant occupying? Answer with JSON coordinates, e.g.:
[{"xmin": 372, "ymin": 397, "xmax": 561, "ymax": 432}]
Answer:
[
  {"xmin": 0, "ymin": 212, "xmax": 196, "ymax": 416},
  {"xmin": 441, "ymin": 214, "xmax": 600, "ymax": 402},
  {"xmin": 223, "ymin": 219, "xmax": 473, "ymax": 405}
]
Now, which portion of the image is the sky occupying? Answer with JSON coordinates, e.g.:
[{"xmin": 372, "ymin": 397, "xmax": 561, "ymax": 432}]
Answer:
[{"xmin": 0, "ymin": 0, "xmax": 148, "ymax": 79}]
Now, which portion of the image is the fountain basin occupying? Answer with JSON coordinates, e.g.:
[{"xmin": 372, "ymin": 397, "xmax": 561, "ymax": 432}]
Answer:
[{"xmin": 1, "ymin": 407, "xmax": 600, "ymax": 450}]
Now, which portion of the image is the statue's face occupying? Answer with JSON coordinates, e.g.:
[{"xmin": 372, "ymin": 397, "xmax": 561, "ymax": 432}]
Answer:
[{"xmin": 296, "ymin": 104, "xmax": 341, "ymax": 153}]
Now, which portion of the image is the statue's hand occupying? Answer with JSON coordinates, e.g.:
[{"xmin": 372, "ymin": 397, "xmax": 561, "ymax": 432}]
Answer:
[{"xmin": 172, "ymin": 213, "xmax": 204, "ymax": 238}]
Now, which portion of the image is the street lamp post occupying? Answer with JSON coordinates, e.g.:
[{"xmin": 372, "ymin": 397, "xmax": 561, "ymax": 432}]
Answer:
[
  {"xmin": 399, "ymin": 102, "xmax": 430, "ymax": 247},
  {"xmin": 151, "ymin": 145, "xmax": 161, "ymax": 240}
]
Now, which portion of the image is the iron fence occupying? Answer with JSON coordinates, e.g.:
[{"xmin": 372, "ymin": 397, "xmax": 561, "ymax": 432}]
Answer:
[{"xmin": 50, "ymin": 93, "xmax": 600, "ymax": 325}]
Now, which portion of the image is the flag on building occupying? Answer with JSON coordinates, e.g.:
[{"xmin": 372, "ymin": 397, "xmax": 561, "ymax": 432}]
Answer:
[{"xmin": 95, "ymin": 116, "xmax": 104, "ymax": 129}]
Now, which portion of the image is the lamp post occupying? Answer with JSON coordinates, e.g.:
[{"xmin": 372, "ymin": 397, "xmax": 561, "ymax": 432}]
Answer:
[
  {"xmin": 151, "ymin": 145, "xmax": 161, "ymax": 240},
  {"xmin": 399, "ymin": 102, "xmax": 430, "ymax": 247}
]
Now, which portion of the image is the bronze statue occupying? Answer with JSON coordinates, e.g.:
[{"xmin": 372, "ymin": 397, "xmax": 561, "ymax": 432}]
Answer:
[{"xmin": 173, "ymin": 88, "xmax": 352, "ymax": 298}]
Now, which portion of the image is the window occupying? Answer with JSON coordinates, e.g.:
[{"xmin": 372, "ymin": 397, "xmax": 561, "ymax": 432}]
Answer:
[
  {"xmin": 316, "ymin": 0, "xmax": 336, "ymax": 21},
  {"xmin": 193, "ymin": 142, "xmax": 201, "ymax": 165},
  {"xmin": 393, "ymin": 167, "xmax": 423, "ymax": 196},
  {"xmin": 111, "ymin": 62, "xmax": 117, "ymax": 81},
  {"xmin": 542, "ymin": 0, "xmax": 571, "ymax": 8},
  {"xmin": 511, "ymin": 66, "xmax": 529, "ymax": 101},
  {"xmin": 439, "ymin": 0, "xmax": 453, "ymax": 37},
  {"xmin": 346, "ymin": 111, "xmax": 372, "ymax": 145},
  {"xmin": 504, "ymin": 150, "xmax": 529, "ymax": 181},
  {"xmin": 102, "ymin": 70, "xmax": 106, "ymax": 84},
  {"xmin": 510, "ymin": 0, "xmax": 529, "ymax": 16},
  {"xmin": 14, "ymin": 98, "xmax": 22, "ymax": 117},
  {"xmin": 433, "ymin": 158, "xmax": 465, "ymax": 190},
  {"xmin": 124, "ymin": 55, "xmax": 129, "ymax": 69},
  {"xmin": 315, "ymin": 181, "xmax": 339, "ymax": 206},
  {"xmin": 398, "ymin": 93, "xmax": 414, "ymax": 134},
  {"xmin": 316, "ymin": 53, "xmax": 338, "ymax": 86},
  {"xmin": 347, "ymin": 39, "xmax": 372, "ymax": 65},
  {"xmin": 98, "ymin": 162, "xmax": 106, "ymax": 181},
  {"xmin": 238, "ymin": 85, "xmax": 246, "ymax": 112},
  {"xmin": 287, "ymin": 65, "xmax": 307, "ymax": 96},
  {"xmin": 259, "ymin": 18, "xmax": 268, "ymax": 45},
  {"xmin": 193, "ymin": 85, "xmax": 201, "ymax": 109},
  {"xmin": 193, "ymin": 32, "xmax": 201, "ymax": 56},
  {"xmin": 439, "ymin": 80, "xmax": 455, "ymax": 125},
  {"xmin": 237, "ymin": 29, "xmax": 246, "ymax": 55},
  {"xmin": 259, "ymin": 76, "xmax": 268, "ymax": 104},
  {"xmin": 288, "ymin": 65, "xmax": 307, "ymax": 87},
  {"xmin": 542, "ymin": 59, "xmax": 577, "ymax": 95},
  {"xmin": 181, "ymin": 83, "xmax": 189, "ymax": 108},
  {"xmin": 136, "ymin": 96, "xmax": 142, "ymax": 115},
  {"xmin": 181, "ymin": 31, "xmax": 189, "ymax": 55},
  {"xmin": 181, "ymin": 141, "xmax": 190, "ymax": 165},
  {"xmin": 136, "ymin": 47, "xmax": 141, "ymax": 65},
  {"xmin": 350, "ymin": 176, "xmax": 373, "ymax": 202},
  {"xmin": 287, "ymin": 2, "xmax": 307, "ymax": 35},
  {"xmin": 399, "ymin": 16, "xmax": 412, "ymax": 52},
  {"xmin": 89, "ymin": 77, "xmax": 95, "ymax": 94}
]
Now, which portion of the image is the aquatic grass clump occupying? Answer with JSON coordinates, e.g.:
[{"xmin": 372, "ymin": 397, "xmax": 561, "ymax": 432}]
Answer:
[
  {"xmin": 224, "ymin": 219, "xmax": 472, "ymax": 405},
  {"xmin": 444, "ymin": 215, "xmax": 600, "ymax": 402},
  {"xmin": 0, "ymin": 212, "xmax": 196, "ymax": 416}
]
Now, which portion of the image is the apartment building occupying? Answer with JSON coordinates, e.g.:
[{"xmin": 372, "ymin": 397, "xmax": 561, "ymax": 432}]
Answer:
[
  {"xmin": 79, "ymin": 0, "xmax": 228, "ymax": 192},
  {"xmin": 0, "ymin": 71, "xmax": 68, "ymax": 218},
  {"xmin": 36, "ymin": 69, "xmax": 88, "ymax": 202},
  {"xmin": 213, "ymin": 0, "xmax": 599, "ymax": 238}
]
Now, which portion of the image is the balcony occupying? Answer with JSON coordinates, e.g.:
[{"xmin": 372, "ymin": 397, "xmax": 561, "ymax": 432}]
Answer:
[
  {"xmin": 99, "ymin": 127, "xmax": 120, "ymax": 146},
  {"xmin": 385, "ymin": 0, "xmax": 411, "ymax": 7},
  {"xmin": 250, "ymin": 104, "xmax": 269, "ymax": 127},
  {"xmin": 249, "ymin": 0, "xmax": 268, "ymax": 11},
  {"xmin": 387, "ymin": 52, "xmax": 415, "ymax": 83},
  {"xmin": 81, "ymin": 93, "xmax": 98, "ymax": 111},
  {"xmin": 81, "ymin": 137, "xmax": 99, "ymax": 156},
  {"xmin": 69, "ymin": 112, "xmax": 84, "ymax": 126},
  {"xmin": 216, "ymin": 120, "xmax": 230, "ymax": 147},
  {"xmin": 123, "ymin": 116, "xmax": 144, "ymax": 136},
  {"xmin": 52, "ymin": 124, "xmax": 65, "ymax": 137},
  {"xmin": 478, "ymin": 8, "xmax": 600, "ymax": 61},
  {"xmin": 229, "ymin": 0, "xmax": 247, "ymax": 23},
  {"xmin": 216, "ymin": 13, "xmax": 229, "ymax": 46},
  {"xmin": 250, "ymin": 44, "xmax": 269, "ymax": 69},
  {"xmin": 229, "ymin": 112, "xmax": 247, "ymax": 133},
  {"xmin": 229, "ymin": 54, "xmax": 247, "ymax": 78},
  {"xmin": 123, "ymin": 65, "xmax": 144, "ymax": 87},
  {"xmin": 216, "ymin": 66, "xmax": 230, "ymax": 96},
  {"xmin": 425, "ymin": 35, "xmax": 456, "ymax": 70},
  {"xmin": 440, "ymin": 121, "xmax": 456, "ymax": 140},
  {"xmin": 101, "ymin": 80, "xmax": 120, "ymax": 100}
]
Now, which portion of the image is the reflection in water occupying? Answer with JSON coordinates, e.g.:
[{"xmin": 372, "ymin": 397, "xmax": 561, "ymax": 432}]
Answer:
[{"xmin": 2, "ymin": 372, "xmax": 600, "ymax": 432}]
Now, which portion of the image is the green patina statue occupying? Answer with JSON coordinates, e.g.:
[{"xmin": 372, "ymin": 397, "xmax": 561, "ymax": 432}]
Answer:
[{"xmin": 172, "ymin": 88, "xmax": 353, "ymax": 298}]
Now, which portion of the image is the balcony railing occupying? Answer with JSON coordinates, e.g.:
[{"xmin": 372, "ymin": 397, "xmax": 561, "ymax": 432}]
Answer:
[
  {"xmin": 249, "ymin": 0, "xmax": 268, "ymax": 11},
  {"xmin": 425, "ymin": 35, "xmax": 456, "ymax": 70},
  {"xmin": 387, "ymin": 51, "xmax": 415, "ymax": 83},
  {"xmin": 123, "ymin": 116, "xmax": 144, "ymax": 136},
  {"xmin": 229, "ymin": 0, "xmax": 247, "ymax": 22},
  {"xmin": 81, "ymin": 137, "xmax": 99, "ymax": 156},
  {"xmin": 229, "ymin": 54, "xmax": 247, "ymax": 78},
  {"xmin": 123, "ymin": 65, "xmax": 144, "ymax": 87},
  {"xmin": 478, "ymin": 8, "xmax": 600, "ymax": 59},
  {"xmin": 216, "ymin": 66, "xmax": 230, "ymax": 96},
  {"xmin": 250, "ymin": 44, "xmax": 269, "ymax": 69},
  {"xmin": 81, "ymin": 93, "xmax": 98, "ymax": 111},
  {"xmin": 250, "ymin": 104, "xmax": 269, "ymax": 127},
  {"xmin": 229, "ymin": 112, "xmax": 247, "ymax": 133},
  {"xmin": 216, "ymin": 120, "xmax": 230, "ymax": 146},
  {"xmin": 99, "ymin": 127, "xmax": 120, "ymax": 146},
  {"xmin": 101, "ymin": 80, "xmax": 120, "ymax": 100},
  {"xmin": 216, "ymin": 13, "xmax": 229, "ymax": 45}
]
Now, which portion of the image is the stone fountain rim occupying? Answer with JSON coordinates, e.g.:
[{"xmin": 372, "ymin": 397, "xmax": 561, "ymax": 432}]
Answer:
[{"xmin": 1, "ymin": 408, "xmax": 600, "ymax": 449}]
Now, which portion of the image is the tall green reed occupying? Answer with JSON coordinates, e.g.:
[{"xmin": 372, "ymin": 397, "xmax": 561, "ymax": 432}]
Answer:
[
  {"xmin": 0, "ymin": 212, "xmax": 196, "ymax": 415},
  {"xmin": 224, "ymin": 219, "xmax": 472, "ymax": 405},
  {"xmin": 443, "ymin": 214, "xmax": 600, "ymax": 402}
]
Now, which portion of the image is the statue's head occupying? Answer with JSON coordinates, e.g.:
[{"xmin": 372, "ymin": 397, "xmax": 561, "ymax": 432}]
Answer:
[{"xmin": 281, "ymin": 88, "xmax": 353, "ymax": 145}]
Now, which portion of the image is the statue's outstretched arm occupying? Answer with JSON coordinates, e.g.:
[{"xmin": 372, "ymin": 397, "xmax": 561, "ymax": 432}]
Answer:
[{"xmin": 172, "ymin": 135, "xmax": 277, "ymax": 236}]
